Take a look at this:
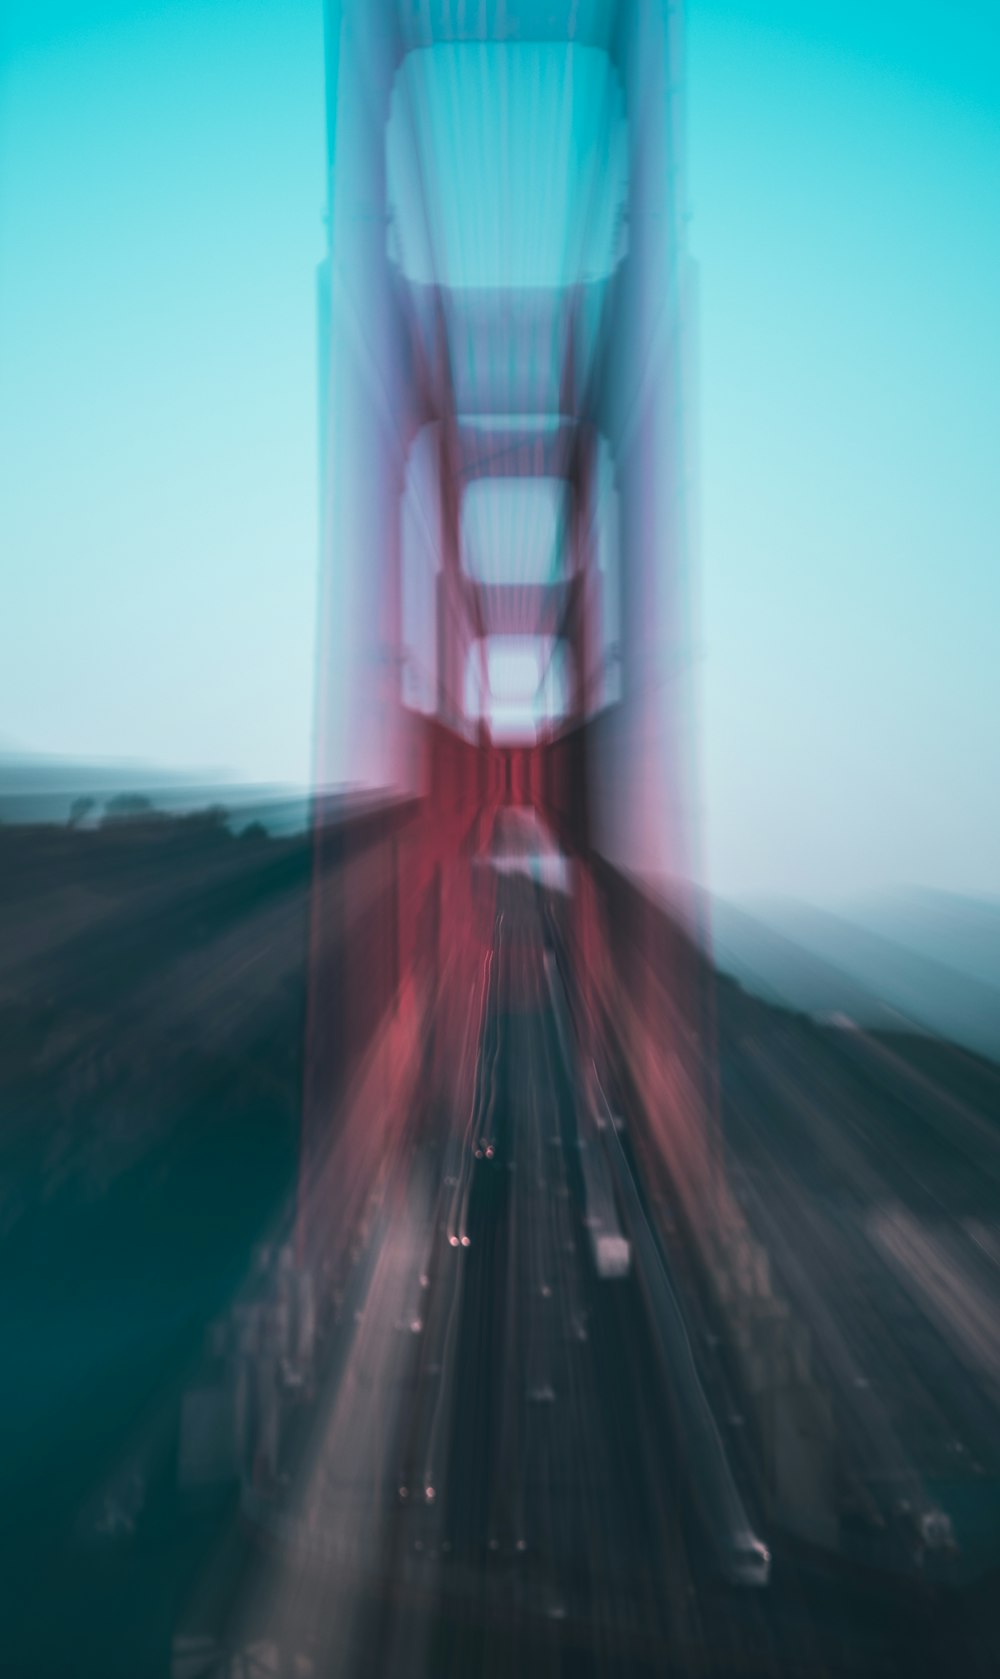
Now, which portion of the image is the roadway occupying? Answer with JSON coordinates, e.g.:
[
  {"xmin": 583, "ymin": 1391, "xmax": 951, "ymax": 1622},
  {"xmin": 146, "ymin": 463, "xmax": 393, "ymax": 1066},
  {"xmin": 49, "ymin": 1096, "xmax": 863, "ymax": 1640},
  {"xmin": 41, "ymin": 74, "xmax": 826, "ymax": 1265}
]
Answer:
[{"xmin": 210, "ymin": 813, "xmax": 974, "ymax": 1678}]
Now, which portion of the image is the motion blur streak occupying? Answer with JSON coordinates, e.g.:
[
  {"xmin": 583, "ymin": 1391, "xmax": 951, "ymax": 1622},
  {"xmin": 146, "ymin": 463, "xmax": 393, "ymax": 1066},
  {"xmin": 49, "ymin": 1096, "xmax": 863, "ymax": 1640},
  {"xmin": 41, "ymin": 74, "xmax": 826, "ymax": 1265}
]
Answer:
[{"xmin": 3, "ymin": 4, "xmax": 1000, "ymax": 1678}]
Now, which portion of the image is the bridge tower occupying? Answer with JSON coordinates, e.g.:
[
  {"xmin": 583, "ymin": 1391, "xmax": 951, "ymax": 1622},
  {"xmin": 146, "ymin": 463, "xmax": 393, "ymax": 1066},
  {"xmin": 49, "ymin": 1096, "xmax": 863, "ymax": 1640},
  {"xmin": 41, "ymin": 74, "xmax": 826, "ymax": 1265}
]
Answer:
[{"xmin": 300, "ymin": 0, "xmax": 716, "ymax": 1274}]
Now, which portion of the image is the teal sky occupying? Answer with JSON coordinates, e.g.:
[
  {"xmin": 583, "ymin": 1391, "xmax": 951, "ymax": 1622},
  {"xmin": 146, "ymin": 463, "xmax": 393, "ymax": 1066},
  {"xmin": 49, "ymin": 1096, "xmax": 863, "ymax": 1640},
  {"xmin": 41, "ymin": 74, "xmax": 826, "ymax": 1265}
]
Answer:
[{"xmin": 1, "ymin": 1, "xmax": 998, "ymax": 899}]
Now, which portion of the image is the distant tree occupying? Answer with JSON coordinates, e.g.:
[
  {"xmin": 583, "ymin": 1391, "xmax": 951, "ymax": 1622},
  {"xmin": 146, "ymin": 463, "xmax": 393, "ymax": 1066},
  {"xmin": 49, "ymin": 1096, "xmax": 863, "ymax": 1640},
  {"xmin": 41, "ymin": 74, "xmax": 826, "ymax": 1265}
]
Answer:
[
  {"xmin": 185, "ymin": 804, "xmax": 229, "ymax": 825},
  {"xmin": 179, "ymin": 805, "xmax": 232, "ymax": 838},
  {"xmin": 101, "ymin": 794, "xmax": 157, "ymax": 826},
  {"xmin": 68, "ymin": 796, "xmax": 96, "ymax": 828},
  {"xmin": 239, "ymin": 821, "xmax": 269, "ymax": 844}
]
